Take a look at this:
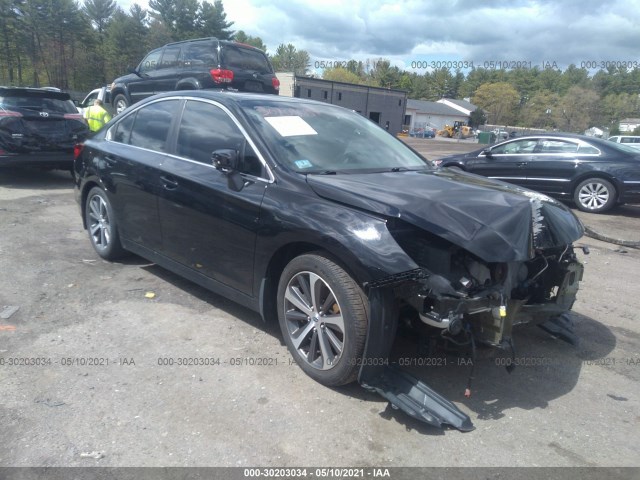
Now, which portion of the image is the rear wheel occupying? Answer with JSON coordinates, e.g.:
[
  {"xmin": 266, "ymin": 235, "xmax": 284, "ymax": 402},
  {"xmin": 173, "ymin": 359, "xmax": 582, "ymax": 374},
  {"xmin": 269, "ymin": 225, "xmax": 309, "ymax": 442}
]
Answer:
[
  {"xmin": 113, "ymin": 94, "xmax": 129, "ymax": 115},
  {"xmin": 277, "ymin": 253, "xmax": 368, "ymax": 386},
  {"xmin": 573, "ymin": 178, "xmax": 616, "ymax": 213},
  {"xmin": 85, "ymin": 187, "xmax": 125, "ymax": 260}
]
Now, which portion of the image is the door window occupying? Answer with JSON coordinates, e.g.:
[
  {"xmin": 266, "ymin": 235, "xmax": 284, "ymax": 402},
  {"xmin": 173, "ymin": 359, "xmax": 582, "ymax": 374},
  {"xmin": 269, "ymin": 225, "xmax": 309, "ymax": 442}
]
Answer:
[
  {"xmin": 112, "ymin": 111, "xmax": 136, "ymax": 144},
  {"xmin": 491, "ymin": 139, "xmax": 538, "ymax": 154},
  {"xmin": 160, "ymin": 46, "xmax": 182, "ymax": 69},
  {"xmin": 176, "ymin": 100, "xmax": 264, "ymax": 177},
  {"xmin": 139, "ymin": 50, "xmax": 162, "ymax": 73},
  {"xmin": 127, "ymin": 100, "xmax": 180, "ymax": 152}
]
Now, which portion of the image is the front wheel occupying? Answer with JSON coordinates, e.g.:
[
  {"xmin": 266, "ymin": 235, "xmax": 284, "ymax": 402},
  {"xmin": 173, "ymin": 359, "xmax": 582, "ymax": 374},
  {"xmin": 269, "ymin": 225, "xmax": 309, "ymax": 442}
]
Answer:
[
  {"xmin": 277, "ymin": 253, "xmax": 368, "ymax": 386},
  {"xmin": 573, "ymin": 178, "xmax": 616, "ymax": 213},
  {"xmin": 113, "ymin": 94, "xmax": 129, "ymax": 115},
  {"xmin": 85, "ymin": 187, "xmax": 125, "ymax": 260}
]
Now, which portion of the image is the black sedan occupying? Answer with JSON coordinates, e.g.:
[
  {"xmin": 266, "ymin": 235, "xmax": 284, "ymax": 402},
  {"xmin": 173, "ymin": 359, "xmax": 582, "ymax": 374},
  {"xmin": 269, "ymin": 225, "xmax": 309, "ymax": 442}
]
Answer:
[
  {"xmin": 74, "ymin": 92, "xmax": 585, "ymax": 431},
  {"xmin": 435, "ymin": 133, "xmax": 640, "ymax": 213}
]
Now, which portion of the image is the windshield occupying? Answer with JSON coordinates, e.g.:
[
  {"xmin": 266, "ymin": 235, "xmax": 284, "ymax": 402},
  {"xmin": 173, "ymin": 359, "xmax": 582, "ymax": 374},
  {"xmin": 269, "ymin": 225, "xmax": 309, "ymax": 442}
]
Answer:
[{"xmin": 240, "ymin": 99, "xmax": 430, "ymax": 173}]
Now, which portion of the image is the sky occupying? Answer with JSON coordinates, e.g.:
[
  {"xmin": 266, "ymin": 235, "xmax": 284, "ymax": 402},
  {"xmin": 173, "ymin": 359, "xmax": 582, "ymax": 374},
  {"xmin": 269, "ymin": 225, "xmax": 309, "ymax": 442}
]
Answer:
[{"xmin": 117, "ymin": 0, "xmax": 640, "ymax": 75}]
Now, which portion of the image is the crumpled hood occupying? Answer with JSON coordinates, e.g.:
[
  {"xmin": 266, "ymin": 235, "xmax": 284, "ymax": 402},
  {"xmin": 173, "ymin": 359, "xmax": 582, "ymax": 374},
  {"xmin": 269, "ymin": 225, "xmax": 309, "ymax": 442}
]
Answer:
[{"xmin": 306, "ymin": 169, "xmax": 584, "ymax": 262}]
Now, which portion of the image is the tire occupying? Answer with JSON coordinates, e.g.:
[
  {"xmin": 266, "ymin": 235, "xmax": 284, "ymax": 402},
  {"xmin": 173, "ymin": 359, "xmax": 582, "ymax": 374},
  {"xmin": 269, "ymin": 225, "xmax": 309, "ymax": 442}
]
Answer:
[
  {"xmin": 277, "ymin": 253, "xmax": 368, "ymax": 386},
  {"xmin": 113, "ymin": 94, "xmax": 129, "ymax": 115},
  {"xmin": 573, "ymin": 178, "xmax": 616, "ymax": 213},
  {"xmin": 85, "ymin": 187, "xmax": 126, "ymax": 260}
]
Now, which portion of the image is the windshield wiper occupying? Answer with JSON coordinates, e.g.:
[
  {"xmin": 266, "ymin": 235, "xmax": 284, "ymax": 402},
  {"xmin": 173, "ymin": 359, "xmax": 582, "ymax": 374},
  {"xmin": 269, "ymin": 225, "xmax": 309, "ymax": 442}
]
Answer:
[{"xmin": 310, "ymin": 170, "xmax": 337, "ymax": 175}]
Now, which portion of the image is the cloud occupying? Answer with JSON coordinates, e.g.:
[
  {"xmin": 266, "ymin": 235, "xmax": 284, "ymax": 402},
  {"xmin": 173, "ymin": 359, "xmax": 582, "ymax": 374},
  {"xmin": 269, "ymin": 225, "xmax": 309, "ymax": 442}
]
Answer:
[{"xmin": 116, "ymin": 0, "xmax": 640, "ymax": 70}]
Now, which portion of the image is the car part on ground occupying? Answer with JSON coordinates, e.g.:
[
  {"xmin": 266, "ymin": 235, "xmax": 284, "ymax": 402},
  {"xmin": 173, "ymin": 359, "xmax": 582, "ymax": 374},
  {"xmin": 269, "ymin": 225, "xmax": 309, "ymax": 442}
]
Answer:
[
  {"xmin": 74, "ymin": 91, "xmax": 586, "ymax": 431},
  {"xmin": 0, "ymin": 87, "xmax": 90, "ymax": 169},
  {"xmin": 437, "ymin": 133, "xmax": 640, "ymax": 214}
]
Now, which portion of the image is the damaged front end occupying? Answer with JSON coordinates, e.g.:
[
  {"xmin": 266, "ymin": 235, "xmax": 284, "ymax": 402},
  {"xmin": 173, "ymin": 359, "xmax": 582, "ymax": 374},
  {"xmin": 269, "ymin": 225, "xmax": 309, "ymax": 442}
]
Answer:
[
  {"xmin": 358, "ymin": 213, "xmax": 584, "ymax": 432},
  {"xmin": 401, "ymin": 234, "xmax": 584, "ymax": 352}
]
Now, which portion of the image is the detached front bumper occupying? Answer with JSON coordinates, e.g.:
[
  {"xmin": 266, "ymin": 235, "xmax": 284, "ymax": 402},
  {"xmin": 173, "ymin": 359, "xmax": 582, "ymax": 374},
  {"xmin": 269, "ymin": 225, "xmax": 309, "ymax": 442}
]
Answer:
[{"xmin": 357, "ymin": 257, "xmax": 584, "ymax": 432}]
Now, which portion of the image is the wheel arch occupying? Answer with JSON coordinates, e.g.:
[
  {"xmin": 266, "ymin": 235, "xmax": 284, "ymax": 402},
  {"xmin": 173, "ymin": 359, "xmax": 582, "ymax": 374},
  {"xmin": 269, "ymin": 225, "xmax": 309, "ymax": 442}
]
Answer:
[
  {"xmin": 80, "ymin": 180, "xmax": 104, "ymax": 229},
  {"xmin": 258, "ymin": 241, "xmax": 369, "ymax": 324},
  {"xmin": 441, "ymin": 161, "xmax": 466, "ymax": 170},
  {"xmin": 570, "ymin": 171, "xmax": 623, "ymax": 202},
  {"xmin": 110, "ymin": 86, "xmax": 130, "ymax": 104},
  {"xmin": 176, "ymin": 78, "xmax": 202, "ymax": 90}
]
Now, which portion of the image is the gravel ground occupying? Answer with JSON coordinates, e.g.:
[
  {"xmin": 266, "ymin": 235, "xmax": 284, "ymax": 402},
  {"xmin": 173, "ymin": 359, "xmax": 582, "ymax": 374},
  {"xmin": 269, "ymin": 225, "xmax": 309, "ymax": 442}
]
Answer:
[{"xmin": 0, "ymin": 156, "xmax": 638, "ymax": 469}]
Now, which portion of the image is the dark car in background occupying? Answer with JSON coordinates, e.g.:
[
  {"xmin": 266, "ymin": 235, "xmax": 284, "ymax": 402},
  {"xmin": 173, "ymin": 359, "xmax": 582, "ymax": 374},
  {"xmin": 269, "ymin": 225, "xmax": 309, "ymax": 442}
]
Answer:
[
  {"xmin": 0, "ymin": 87, "xmax": 89, "ymax": 170},
  {"xmin": 74, "ymin": 92, "xmax": 585, "ymax": 431},
  {"xmin": 435, "ymin": 133, "xmax": 640, "ymax": 213},
  {"xmin": 109, "ymin": 37, "xmax": 280, "ymax": 114}
]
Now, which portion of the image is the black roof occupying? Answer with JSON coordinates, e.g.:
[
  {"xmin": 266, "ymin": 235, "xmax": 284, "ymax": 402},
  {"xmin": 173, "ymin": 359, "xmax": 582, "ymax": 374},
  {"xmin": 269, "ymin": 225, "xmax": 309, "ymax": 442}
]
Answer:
[
  {"xmin": 144, "ymin": 89, "xmax": 344, "ymax": 109},
  {"xmin": 164, "ymin": 37, "xmax": 263, "ymax": 51}
]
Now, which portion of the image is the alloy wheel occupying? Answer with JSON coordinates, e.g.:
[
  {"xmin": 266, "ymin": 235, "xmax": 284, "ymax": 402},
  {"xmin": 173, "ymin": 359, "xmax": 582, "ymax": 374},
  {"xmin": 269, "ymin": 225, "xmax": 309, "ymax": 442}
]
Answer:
[
  {"xmin": 88, "ymin": 194, "xmax": 111, "ymax": 250},
  {"xmin": 578, "ymin": 181, "xmax": 610, "ymax": 210},
  {"xmin": 283, "ymin": 271, "xmax": 345, "ymax": 370}
]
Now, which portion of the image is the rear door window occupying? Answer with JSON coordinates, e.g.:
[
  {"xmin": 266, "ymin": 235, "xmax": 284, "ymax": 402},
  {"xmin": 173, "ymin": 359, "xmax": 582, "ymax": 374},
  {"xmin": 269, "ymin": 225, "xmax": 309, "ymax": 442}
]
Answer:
[
  {"xmin": 160, "ymin": 46, "xmax": 182, "ymax": 69},
  {"xmin": 127, "ymin": 100, "xmax": 180, "ymax": 152},
  {"xmin": 537, "ymin": 140, "xmax": 578, "ymax": 154}
]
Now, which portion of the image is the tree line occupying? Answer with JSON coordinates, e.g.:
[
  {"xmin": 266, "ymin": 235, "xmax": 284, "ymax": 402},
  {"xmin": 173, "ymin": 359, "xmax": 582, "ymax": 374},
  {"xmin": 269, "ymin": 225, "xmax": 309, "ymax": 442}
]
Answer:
[
  {"xmin": 0, "ymin": 0, "xmax": 308, "ymax": 92},
  {"xmin": 1, "ymin": 0, "xmax": 638, "ymax": 133}
]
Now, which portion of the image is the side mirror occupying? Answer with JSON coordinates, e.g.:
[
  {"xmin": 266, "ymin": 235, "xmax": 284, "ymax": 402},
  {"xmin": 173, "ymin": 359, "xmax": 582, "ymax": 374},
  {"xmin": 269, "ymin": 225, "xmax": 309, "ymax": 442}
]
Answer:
[
  {"xmin": 481, "ymin": 149, "xmax": 492, "ymax": 157},
  {"xmin": 212, "ymin": 149, "xmax": 245, "ymax": 192},
  {"xmin": 212, "ymin": 149, "xmax": 239, "ymax": 172}
]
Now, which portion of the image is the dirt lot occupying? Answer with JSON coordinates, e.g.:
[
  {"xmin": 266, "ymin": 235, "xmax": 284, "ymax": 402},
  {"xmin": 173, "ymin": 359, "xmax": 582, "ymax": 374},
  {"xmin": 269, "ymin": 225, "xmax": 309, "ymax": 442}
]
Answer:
[{"xmin": 1, "ymin": 142, "xmax": 639, "ymax": 469}]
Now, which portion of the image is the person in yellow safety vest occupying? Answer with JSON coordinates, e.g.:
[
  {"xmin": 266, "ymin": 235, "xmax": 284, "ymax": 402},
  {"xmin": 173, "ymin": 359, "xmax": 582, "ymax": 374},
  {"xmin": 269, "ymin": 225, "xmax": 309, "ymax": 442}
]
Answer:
[{"xmin": 84, "ymin": 98, "xmax": 112, "ymax": 132}]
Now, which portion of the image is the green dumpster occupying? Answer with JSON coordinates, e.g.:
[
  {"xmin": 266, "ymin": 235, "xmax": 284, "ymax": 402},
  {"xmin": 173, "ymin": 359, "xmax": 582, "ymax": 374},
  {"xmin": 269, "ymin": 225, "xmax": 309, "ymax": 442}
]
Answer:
[{"xmin": 477, "ymin": 132, "xmax": 496, "ymax": 144}]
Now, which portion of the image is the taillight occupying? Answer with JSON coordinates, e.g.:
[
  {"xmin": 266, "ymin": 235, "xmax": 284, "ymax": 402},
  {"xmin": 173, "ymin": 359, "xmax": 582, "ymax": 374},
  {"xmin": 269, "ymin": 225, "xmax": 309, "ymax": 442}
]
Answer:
[
  {"xmin": 0, "ymin": 110, "xmax": 22, "ymax": 117},
  {"xmin": 73, "ymin": 143, "xmax": 84, "ymax": 160},
  {"xmin": 64, "ymin": 113, "xmax": 84, "ymax": 121},
  {"xmin": 272, "ymin": 77, "xmax": 280, "ymax": 90},
  {"xmin": 210, "ymin": 68, "xmax": 234, "ymax": 84}
]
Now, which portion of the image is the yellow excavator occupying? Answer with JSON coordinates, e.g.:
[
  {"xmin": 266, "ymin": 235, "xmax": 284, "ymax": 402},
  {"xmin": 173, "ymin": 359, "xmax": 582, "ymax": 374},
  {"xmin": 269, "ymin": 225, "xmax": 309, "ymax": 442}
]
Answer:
[{"xmin": 438, "ymin": 121, "xmax": 474, "ymax": 138}]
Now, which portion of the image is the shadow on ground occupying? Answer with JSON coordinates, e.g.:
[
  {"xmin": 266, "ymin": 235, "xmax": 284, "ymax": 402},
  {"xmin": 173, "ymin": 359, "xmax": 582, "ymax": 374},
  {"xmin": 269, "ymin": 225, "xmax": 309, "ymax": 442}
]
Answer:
[{"xmin": 140, "ymin": 259, "xmax": 617, "ymax": 433}]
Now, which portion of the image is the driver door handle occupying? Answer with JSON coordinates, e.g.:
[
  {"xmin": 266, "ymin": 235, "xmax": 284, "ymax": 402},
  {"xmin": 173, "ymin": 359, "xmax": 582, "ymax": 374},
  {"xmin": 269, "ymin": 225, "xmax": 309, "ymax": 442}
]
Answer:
[{"xmin": 160, "ymin": 175, "xmax": 179, "ymax": 190}]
